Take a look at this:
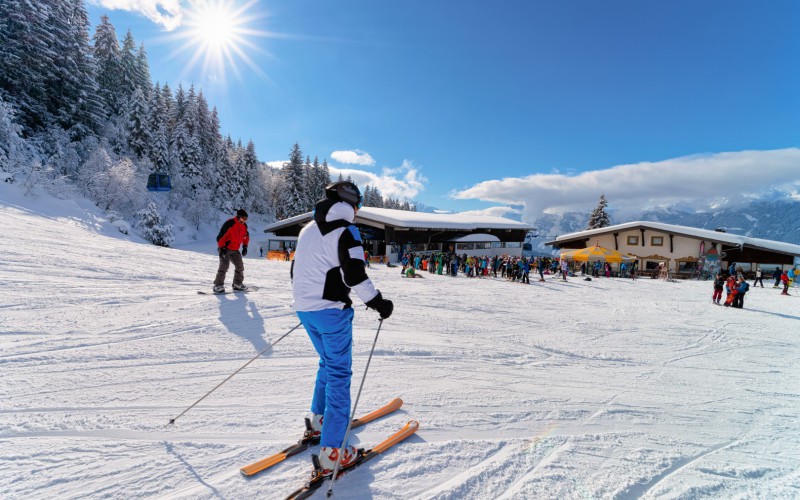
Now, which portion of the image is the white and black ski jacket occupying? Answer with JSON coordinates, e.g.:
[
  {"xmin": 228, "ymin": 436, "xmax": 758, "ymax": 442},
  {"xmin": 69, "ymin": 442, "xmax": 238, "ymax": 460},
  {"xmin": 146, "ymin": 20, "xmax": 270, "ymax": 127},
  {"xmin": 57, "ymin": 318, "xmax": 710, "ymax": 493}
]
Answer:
[{"xmin": 291, "ymin": 200, "xmax": 379, "ymax": 312}]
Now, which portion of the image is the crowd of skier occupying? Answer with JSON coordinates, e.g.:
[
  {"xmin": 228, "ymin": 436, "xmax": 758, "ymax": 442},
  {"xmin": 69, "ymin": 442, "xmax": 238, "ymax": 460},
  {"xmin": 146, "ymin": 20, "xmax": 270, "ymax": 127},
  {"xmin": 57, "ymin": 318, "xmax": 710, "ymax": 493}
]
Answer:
[
  {"xmin": 393, "ymin": 251, "xmax": 798, "ymax": 312},
  {"xmin": 711, "ymin": 262, "xmax": 795, "ymax": 308},
  {"xmin": 396, "ymin": 252, "xmax": 643, "ymax": 283}
]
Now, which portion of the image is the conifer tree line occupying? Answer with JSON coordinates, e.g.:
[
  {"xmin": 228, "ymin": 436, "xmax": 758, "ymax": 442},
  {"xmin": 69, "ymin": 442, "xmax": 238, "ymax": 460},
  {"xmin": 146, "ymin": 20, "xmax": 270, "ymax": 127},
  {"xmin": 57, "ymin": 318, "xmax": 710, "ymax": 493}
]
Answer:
[
  {"xmin": 278, "ymin": 143, "xmax": 416, "ymax": 219},
  {"xmin": 0, "ymin": 2, "xmax": 415, "ymax": 245}
]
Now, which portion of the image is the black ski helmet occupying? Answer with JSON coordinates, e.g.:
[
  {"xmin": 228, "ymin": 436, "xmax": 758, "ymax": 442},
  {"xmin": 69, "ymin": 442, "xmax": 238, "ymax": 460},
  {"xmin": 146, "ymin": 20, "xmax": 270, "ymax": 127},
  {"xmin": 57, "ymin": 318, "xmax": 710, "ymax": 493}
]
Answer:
[{"xmin": 325, "ymin": 181, "xmax": 362, "ymax": 209}]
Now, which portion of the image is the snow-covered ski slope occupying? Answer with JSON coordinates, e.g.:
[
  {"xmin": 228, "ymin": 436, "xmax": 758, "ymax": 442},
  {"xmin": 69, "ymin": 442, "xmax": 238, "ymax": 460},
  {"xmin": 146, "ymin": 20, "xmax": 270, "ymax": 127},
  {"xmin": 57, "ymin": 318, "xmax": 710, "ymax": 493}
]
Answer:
[{"xmin": 2, "ymin": 189, "xmax": 799, "ymax": 499}]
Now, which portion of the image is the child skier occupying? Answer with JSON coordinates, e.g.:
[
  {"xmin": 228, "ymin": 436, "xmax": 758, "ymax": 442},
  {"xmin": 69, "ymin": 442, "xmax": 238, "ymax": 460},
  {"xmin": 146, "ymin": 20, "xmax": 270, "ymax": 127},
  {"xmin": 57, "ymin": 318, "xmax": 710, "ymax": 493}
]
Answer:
[{"xmin": 712, "ymin": 273, "xmax": 724, "ymax": 304}]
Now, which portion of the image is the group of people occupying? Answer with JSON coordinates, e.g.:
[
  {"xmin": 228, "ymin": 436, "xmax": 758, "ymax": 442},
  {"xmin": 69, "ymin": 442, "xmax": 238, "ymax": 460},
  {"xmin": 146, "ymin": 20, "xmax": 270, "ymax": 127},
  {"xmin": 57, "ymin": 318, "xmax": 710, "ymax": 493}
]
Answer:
[
  {"xmin": 398, "ymin": 252, "xmax": 575, "ymax": 283},
  {"xmin": 711, "ymin": 264, "xmax": 795, "ymax": 308}
]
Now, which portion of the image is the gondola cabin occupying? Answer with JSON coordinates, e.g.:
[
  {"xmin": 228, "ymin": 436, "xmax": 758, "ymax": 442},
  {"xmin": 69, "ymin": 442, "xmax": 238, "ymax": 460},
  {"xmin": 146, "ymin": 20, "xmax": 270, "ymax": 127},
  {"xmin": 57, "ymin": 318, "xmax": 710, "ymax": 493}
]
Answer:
[{"xmin": 147, "ymin": 173, "xmax": 172, "ymax": 192}]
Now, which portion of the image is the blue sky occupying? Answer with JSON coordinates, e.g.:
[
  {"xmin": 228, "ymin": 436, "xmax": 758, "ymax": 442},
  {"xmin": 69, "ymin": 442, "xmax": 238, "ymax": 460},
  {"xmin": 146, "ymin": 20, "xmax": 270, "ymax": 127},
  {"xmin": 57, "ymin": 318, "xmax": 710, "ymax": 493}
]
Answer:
[{"xmin": 86, "ymin": 0, "xmax": 800, "ymax": 217}]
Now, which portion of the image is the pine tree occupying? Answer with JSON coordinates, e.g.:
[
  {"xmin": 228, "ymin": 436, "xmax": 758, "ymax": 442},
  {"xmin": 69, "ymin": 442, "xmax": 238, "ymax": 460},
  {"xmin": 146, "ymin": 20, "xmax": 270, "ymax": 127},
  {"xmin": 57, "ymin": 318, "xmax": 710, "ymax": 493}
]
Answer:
[
  {"xmin": 321, "ymin": 159, "xmax": 331, "ymax": 186},
  {"xmin": 127, "ymin": 88, "xmax": 150, "ymax": 158},
  {"xmin": 161, "ymin": 83, "xmax": 173, "ymax": 132},
  {"xmin": 92, "ymin": 15, "xmax": 122, "ymax": 117},
  {"xmin": 195, "ymin": 91, "xmax": 213, "ymax": 159},
  {"xmin": 137, "ymin": 202, "xmax": 174, "ymax": 247},
  {"xmin": 587, "ymin": 194, "xmax": 611, "ymax": 229},
  {"xmin": 147, "ymin": 83, "xmax": 168, "ymax": 171},
  {"xmin": 281, "ymin": 143, "xmax": 307, "ymax": 217},
  {"xmin": 0, "ymin": 96, "xmax": 29, "ymax": 173},
  {"xmin": 135, "ymin": 43, "xmax": 151, "ymax": 97},
  {"xmin": 119, "ymin": 30, "xmax": 138, "ymax": 105},
  {"xmin": 47, "ymin": 0, "xmax": 103, "ymax": 138},
  {"xmin": 0, "ymin": 0, "xmax": 56, "ymax": 134},
  {"xmin": 171, "ymin": 84, "xmax": 186, "ymax": 129},
  {"xmin": 241, "ymin": 139, "xmax": 260, "ymax": 209}
]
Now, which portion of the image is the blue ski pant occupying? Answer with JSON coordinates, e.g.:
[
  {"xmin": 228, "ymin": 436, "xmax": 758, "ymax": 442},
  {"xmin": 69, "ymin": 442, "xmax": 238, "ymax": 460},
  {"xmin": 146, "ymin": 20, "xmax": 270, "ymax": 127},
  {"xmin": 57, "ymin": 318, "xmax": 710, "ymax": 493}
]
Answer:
[{"xmin": 297, "ymin": 307, "xmax": 354, "ymax": 448}]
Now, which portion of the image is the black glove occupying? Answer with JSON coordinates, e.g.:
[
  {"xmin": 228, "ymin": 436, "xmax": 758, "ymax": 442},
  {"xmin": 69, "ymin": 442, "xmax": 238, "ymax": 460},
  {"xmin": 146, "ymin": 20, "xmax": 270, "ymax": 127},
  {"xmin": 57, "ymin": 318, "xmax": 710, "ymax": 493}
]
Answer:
[
  {"xmin": 218, "ymin": 246, "xmax": 228, "ymax": 258},
  {"xmin": 242, "ymin": 245, "xmax": 248, "ymax": 256},
  {"xmin": 366, "ymin": 292, "xmax": 393, "ymax": 319}
]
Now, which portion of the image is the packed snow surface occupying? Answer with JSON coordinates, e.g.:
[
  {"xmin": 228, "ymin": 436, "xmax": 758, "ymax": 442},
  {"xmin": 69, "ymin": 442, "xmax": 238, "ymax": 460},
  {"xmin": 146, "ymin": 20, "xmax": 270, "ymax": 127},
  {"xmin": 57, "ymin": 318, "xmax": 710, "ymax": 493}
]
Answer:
[{"xmin": 1, "ymin": 189, "xmax": 799, "ymax": 499}]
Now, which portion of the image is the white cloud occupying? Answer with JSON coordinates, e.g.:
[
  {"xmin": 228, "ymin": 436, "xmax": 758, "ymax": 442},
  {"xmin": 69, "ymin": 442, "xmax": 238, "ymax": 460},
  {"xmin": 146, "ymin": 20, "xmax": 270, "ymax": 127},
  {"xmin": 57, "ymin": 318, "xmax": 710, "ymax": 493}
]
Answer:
[
  {"xmin": 88, "ymin": 0, "xmax": 182, "ymax": 31},
  {"xmin": 453, "ymin": 149, "xmax": 800, "ymax": 222},
  {"xmin": 457, "ymin": 206, "xmax": 522, "ymax": 218},
  {"xmin": 330, "ymin": 150, "xmax": 376, "ymax": 167},
  {"xmin": 330, "ymin": 160, "xmax": 426, "ymax": 200}
]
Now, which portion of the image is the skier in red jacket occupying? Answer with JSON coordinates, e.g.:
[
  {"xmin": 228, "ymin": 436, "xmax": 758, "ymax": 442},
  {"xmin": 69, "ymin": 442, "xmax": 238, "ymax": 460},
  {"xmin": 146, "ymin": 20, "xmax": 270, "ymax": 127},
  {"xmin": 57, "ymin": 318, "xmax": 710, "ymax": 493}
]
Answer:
[{"xmin": 212, "ymin": 209, "xmax": 250, "ymax": 293}]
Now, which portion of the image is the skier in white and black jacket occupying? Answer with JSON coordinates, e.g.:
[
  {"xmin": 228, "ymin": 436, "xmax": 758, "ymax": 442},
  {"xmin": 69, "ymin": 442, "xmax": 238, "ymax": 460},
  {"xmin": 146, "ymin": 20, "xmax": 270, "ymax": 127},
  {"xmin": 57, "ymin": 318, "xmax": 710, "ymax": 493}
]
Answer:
[{"xmin": 291, "ymin": 181, "xmax": 393, "ymax": 475}]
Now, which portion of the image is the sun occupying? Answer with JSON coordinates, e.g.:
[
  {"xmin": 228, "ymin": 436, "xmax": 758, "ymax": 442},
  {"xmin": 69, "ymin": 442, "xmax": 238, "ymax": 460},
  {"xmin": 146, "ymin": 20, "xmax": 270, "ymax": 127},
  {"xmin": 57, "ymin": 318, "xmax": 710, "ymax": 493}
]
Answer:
[
  {"xmin": 193, "ymin": 3, "xmax": 237, "ymax": 47},
  {"xmin": 171, "ymin": 0, "xmax": 271, "ymax": 82}
]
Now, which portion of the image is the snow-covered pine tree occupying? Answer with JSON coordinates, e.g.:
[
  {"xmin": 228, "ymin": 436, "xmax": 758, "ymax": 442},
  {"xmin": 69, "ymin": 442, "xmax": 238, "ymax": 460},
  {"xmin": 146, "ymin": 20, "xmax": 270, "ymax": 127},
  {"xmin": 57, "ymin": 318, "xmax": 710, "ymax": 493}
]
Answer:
[
  {"xmin": 309, "ymin": 156, "xmax": 324, "ymax": 203},
  {"xmin": 168, "ymin": 119, "xmax": 188, "ymax": 184},
  {"xmin": 586, "ymin": 194, "xmax": 611, "ymax": 229},
  {"xmin": 135, "ymin": 43, "xmax": 151, "ymax": 98},
  {"xmin": 337, "ymin": 172, "xmax": 344, "ymax": 182},
  {"xmin": 0, "ymin": 96, "xmax": 30, "ymax": 173},
  {"xmin": 161, "ymin": 83, "xmax": 173, "ymax": 132},
  {"xmin": 171, "ymin": 84, "xmax": 186, "ymax": 131},
  {"xmin": 321, "ymin": 158, "xmax": 331, "ymax": 186},
  {"xmin": 303, "ymin": 155, "xmax": 312, "ymax": 208},
  {"xmin": 372, "ymin": 187, "xmax": 385, "ymax": 208},
  {"xmin": 119, "ymin": 30, "xmax": 139, "ymax": 106},
  {"xmin": 127, "ymin": 88, "xmax": 150, "ymax": 158},
  {"xmin": 183, "ymin": 84, "xmax": 198, "ymax": 139},
  {"xmin": 147, "ymin": 83, "xmax": 168, "ymax": 172},
  {"xmin": 47, "ymin": 0, "xmax": 103, "ymax": 139},
  {"xmin": 92, "ymin": 15, "xmax": 122, "ymax": 118},
  {"xmin": 281, "ymin": 143, "xmax": 307, "ymax": 217},
  {"xmin": 0, "ymin": 0, "xmax": 56, "ymax": 134},
  {"xmin": 241, "ymin": 139, "xmax": 261, "ymax": 210},
  {"xmin": 362, "ymin": 185, "xmax": 372, "ymax": 207},
  {"xmin": 195, "ymin": 91, "xmax": 213, "ymax": 159},
  {"xmin": 137, "ymin": 202, "xmax": 174, "ymax": 247}
]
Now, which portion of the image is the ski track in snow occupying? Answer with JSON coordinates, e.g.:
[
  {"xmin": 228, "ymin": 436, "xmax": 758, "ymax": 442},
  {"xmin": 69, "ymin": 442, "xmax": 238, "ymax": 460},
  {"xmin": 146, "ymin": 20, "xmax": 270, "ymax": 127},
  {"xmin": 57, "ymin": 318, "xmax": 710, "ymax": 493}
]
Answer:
[{"xmin": 2, "ymin": 192, "xmax": 800, "ymax": 499}]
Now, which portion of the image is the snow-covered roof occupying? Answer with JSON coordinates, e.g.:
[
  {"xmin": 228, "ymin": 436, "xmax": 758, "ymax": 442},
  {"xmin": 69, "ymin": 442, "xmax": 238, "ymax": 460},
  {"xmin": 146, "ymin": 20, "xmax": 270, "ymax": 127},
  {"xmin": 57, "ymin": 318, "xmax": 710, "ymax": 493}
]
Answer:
[
  {"xmin": 549, "ymin": 221, "xmax": 800, "ymax": 256},
  {"xmin": 263, "ymin": 206, "xmax": 533, "ymax": 233},
  {"xmin": 448, "ymin": 233, "xmax": 501, "ymax": 242}
]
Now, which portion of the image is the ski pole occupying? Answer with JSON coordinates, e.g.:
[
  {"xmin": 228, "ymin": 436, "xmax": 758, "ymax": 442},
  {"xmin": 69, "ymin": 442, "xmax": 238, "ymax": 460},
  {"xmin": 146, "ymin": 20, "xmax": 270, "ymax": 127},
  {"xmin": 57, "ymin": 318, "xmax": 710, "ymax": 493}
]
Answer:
[
  {"xmin": 166, "ymin": 322, "xmax": 302, "ymax": 426},
  {"xmin": 327, "ymin": 318, "xmax": 384, "ymax": 497}
]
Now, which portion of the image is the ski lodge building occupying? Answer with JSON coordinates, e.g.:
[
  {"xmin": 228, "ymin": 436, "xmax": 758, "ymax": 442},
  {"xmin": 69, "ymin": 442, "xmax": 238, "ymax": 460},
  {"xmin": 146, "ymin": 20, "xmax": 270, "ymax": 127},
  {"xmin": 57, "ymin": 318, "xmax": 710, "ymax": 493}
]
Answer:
[
  {"xmin": 262, "ymin": 207, "xmax": 533, "ymax": 262},
  {"xmin": 545, "ymin": 221, "xmax": 800, "ymax": 277}
]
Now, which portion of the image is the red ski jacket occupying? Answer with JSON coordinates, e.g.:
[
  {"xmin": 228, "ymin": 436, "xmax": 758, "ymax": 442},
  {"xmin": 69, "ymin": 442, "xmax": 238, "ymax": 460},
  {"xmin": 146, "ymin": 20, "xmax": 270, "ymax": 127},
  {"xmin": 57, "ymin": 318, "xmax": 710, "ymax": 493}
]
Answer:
[{"xmin": 217, "ymin": 218, "xmax": 250, "ymax": 250}]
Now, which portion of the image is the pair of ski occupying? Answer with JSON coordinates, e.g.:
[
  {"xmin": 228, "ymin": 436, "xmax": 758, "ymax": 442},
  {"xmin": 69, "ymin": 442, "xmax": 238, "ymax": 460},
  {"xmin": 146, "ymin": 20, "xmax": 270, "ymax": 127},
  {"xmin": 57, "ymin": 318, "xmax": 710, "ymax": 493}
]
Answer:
[{"xmin": 239, "ymin": 398, "xmax": 418, "ymax": 498}]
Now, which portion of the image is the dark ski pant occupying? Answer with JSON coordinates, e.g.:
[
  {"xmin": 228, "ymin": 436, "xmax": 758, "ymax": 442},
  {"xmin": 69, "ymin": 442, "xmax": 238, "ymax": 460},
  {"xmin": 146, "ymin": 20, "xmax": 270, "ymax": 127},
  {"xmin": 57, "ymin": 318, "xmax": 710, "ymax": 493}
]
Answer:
[
  {"xmin": 732, "ymin": 292, "xmax": 745, "ymax": 308},
  {"xmin": 214, "ymin": 249, "xmax": 244, "ymax": 287},
  {"xmin": 753, "ymin": 277, "xmax": 764, "ymax": 287},
  {"xmin": 298, "ymin": 308, "xmax": 354, "ymax": 448}
]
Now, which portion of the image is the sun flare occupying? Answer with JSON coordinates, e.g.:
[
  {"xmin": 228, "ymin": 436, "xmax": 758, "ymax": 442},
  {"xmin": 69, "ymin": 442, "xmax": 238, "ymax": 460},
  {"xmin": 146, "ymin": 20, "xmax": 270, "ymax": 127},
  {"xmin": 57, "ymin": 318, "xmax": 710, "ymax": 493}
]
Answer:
[{"xmin": 171, "ymin": 0, "xmax": 270, "ymax": 82}]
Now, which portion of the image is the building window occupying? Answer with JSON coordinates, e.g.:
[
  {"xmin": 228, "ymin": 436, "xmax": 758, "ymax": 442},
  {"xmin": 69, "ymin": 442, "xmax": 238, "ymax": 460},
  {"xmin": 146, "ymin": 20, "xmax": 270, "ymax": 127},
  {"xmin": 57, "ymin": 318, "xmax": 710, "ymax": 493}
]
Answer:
[
  {"xmin": 651, "ymin": 236, "xmax": 664, "ymax": 246},
  {"xmin": 491, "ymin": 242, "xmax": 503, "ymax": 248},
  {"xmin": 505, "ymin": 242, "xmax": 521, "ymax": 248},
  {"xmin": 627, "ymin": 235, "xmax": 639, "ymax": 245}
]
